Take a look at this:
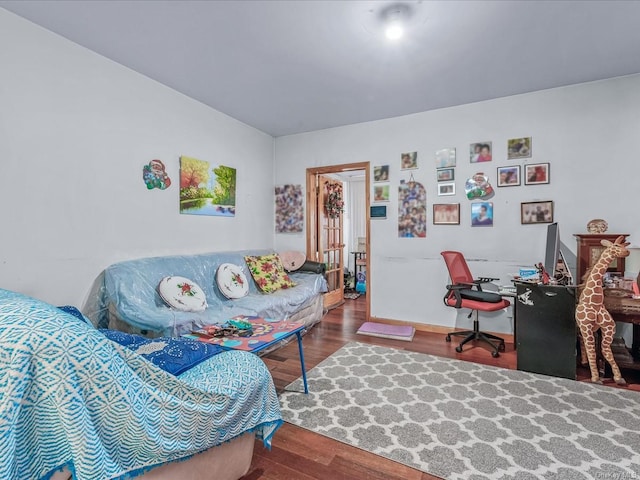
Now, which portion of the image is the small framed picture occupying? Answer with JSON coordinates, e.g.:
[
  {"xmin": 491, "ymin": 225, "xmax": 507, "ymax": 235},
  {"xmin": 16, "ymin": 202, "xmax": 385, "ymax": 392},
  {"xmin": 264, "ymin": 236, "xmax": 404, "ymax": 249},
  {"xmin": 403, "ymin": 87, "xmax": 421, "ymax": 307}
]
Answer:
[
  {"xmin": 470, "ymin": 142, "xmax": 492, "ymax": 163},
  {"xmin": 524, "ymin": 163, "xmax": 550, "ymax": 185},
  {"xmin": 507, "ymin": 137, "xmax": 532, "ymax": 159},
  {"xmin": 433, "ymin": 203, "xmax": 460, "ymax": 225},
  {"xmin": 373, "ymin": 184, "xmax": 390, "ymax": 202},
  {"xmin": 436, "ymin": 168, "xmax": 455, "ymax": 182},
  {"xmin": 497, "ymin": 165, "xmax": 521, "ymax": 187},
  {"xmin": 401, "ymin": 152, "xmax": 418, "ymax": 170},
  {"xmin": 471, "ymin": 202, "xmax": 493, "ymax": 227},
  {"xmin": 373, "ymin": 165, "xmax": 389, "ymax": 182},
  {"xmin": 521, "ymin": 201, "xmax": 554, "ymax": 224},
  {"xmin": 438, "ymin": 182, "xmax": 455, "ymax": 196},
  {"xmin": 435, "ymin": 148, "xmax": 456, "ymax": 168}
]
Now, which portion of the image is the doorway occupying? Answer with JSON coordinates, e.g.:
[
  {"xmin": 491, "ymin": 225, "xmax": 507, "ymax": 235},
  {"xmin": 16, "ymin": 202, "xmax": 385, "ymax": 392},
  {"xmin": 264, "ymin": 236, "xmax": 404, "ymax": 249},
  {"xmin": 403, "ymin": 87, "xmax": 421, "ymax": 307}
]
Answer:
[{"xmin": 306, "ymin": 163, "xmax": 370, "ymax": 321}]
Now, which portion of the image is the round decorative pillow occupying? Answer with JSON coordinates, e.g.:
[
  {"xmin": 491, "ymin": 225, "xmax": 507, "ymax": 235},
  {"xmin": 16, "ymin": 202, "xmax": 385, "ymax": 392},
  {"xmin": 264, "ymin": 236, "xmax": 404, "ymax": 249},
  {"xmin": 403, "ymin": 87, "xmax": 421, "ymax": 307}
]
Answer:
[
  {"xmin": 216, "ymin": 263, "xmax": 250, "ymax": 299},
  {"xmin": 157, "ymin": 276, "xmax": 207, "ymax": 312},
  {"xmin": 279, "ymin": 251, "xmax": 306, "ymax": 272}
]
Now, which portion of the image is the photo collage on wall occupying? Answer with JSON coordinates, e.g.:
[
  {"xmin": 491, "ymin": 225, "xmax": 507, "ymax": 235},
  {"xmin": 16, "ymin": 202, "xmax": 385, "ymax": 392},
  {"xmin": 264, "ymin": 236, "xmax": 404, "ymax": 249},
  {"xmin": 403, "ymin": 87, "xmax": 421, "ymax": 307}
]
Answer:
[
  {"xmin": 431, "ymin": 136, "xmax": 553, "ymax": 227},
  {"xmin": 372, "ymin": 136, "xmax": 551, "ymax": 235}
]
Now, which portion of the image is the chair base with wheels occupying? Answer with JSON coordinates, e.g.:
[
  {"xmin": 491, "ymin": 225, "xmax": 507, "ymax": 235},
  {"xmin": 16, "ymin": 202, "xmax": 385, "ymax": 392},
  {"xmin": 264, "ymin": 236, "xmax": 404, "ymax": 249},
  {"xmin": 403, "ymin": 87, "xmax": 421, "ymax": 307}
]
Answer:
[{"xmin": 445, "ymin": 308, "xmax": 506, "ymax": 358}]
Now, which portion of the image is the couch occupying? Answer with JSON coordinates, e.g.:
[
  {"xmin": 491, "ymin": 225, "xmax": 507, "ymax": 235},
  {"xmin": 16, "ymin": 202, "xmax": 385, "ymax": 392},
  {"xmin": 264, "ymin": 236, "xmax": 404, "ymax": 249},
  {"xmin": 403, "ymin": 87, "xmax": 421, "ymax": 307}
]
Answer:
[
  {"xmin": 88, "ymin": 250, "xmax": 327, "ymax": 338},
  {"xmin": 0, "ymin": 288, "xmax": 282, "ymax": 480}
]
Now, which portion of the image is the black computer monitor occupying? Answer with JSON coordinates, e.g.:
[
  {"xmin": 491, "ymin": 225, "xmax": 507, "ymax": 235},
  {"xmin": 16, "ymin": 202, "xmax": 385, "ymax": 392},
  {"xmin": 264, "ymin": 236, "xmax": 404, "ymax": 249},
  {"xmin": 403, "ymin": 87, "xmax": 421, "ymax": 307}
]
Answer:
[{"xmin": 544, "ymin": 222, "xmax": 560, "ymax": 276}]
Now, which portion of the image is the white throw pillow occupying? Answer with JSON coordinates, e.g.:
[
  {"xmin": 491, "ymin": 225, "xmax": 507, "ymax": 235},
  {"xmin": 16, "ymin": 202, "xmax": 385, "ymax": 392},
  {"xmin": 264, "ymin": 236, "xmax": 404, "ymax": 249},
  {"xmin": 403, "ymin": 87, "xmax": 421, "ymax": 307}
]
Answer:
[
  {"xmin": 216, "ymin": 263, "xmax": 250, "ymax": 299},
  {"xmin": 157, "ymin": 276, "xmax": 207, "ymax": 312}
]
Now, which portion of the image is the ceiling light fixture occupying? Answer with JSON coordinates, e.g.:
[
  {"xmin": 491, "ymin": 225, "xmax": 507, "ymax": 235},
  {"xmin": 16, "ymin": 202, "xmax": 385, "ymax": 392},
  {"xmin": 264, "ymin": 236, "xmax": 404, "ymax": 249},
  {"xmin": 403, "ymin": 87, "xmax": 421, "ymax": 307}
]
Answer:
[{"xmin": 381, "ymin": 3, "xmax": 412, "ymax": 41}]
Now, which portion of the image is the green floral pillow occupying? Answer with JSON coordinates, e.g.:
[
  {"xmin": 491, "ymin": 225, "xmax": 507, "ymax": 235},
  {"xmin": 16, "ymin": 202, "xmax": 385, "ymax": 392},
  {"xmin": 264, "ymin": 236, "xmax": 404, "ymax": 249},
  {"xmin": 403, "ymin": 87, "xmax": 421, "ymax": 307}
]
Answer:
[{"xmin": 244, "ymin": 254, "xmax": 296, "ymax": 293}]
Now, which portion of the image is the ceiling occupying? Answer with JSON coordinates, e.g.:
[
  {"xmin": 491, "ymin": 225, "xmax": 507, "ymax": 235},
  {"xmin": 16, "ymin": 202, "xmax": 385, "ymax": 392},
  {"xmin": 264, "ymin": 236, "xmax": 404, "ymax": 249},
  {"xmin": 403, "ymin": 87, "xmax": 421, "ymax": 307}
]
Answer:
[{"xmin": 2, "ymin": 0, "xmax": 640, "ymax": 137}]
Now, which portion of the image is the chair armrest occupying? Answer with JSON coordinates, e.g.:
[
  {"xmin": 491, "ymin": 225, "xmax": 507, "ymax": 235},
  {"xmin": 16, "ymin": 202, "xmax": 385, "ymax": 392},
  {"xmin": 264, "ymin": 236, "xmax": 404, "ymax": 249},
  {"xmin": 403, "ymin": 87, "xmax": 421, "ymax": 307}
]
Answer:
[{"xmin": 446, "ymin": 282, "xmax": 477, "ymax": 290}]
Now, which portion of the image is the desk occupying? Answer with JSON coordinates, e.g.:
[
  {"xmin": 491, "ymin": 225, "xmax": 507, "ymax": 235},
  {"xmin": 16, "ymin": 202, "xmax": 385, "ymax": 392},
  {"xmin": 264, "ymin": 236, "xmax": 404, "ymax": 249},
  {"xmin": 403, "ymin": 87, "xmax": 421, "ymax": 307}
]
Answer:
[
  {"xmin": 604, "ymin": 293, "xmax": 640, "ymax": 371},
  {"xmin": 515, "ymin": 283, "xmax": 577, "ymax": 379},
  {"xmin": 352, "ymin": 251, "xmax": 366, "ymax": 277}
]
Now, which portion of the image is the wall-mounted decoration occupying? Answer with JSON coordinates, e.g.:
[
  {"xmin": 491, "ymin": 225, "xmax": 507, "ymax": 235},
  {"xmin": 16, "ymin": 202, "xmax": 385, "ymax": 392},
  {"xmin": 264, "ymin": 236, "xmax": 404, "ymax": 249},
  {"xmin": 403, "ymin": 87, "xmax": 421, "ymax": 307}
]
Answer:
[
  {"xmin": 398, "ymin": 179, "xmax": 426, "ymax": 238},
  {"xmin": 179, "ymin": 156, "xmax": 236, "ymax": 217},
  {"xmin": 471, "ymin": 202, "xmax": 493, "ymax": 226},
  {"xmin": 433, "ymin": 204, "xmax": 460, "ymax": 225},
  {"xmin": 464, "ymin": 172, "xmax": 494, "ymax": 200},
  {"xmin": 438, "ymin": 182, "xmax": 455, "ymax": 196},
  {"xmin": 435, "ymin": 148, "xmax": 456, "ymax": 168},
  {"xmin": 371, "ymin": 205, "xmax": 387, "ymax": 219},
  {"xmin": 521, "ymin": 201, "xmax": 554, "ymax": 224},
  {"xmin": 507, "ymin": 137, "xmax": 532, "ymax": 159},
  {"xmin": 143, "ymin": 159, "xmax": 171, "ymax": 190},
  {"xmin": 373, "ymin": 184, "xmax": 390, "ymax": 202},
  {"xmin": 373, "ymin": 165, "xmax": 389, "ymax": 182},
  {"xmin": 436, "ymin": 168, "xmax": 454, "ymax": 182},
  {"xmin": 497, "ymin": 165, "xmax": 521, "ymax": 187},
  {"xmin": 325, "ymin": 181, "xmax": 344, "ymax": 219},
  {"xmin": 401, "ymin": 152, "xmax": 418, "ymax": 170},
  {"xmin": 524, "ymin": 163, "xmax": 550, "ymax": 185},
  {"xmin": 275, "ymin": 184, "xmax": 303, "ymax": 233},
  {"xmin": 470, "ymin": 142, "xmax": 492, "ymax": 163}
]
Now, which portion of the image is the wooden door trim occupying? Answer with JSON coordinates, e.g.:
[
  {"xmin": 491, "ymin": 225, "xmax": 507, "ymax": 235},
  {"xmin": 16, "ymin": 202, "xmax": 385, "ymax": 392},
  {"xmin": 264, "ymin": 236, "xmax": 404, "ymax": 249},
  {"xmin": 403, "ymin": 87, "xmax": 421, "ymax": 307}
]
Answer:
[{"xmin": 306, "ymin": 162, "xmax": 370, "ymax": 321}]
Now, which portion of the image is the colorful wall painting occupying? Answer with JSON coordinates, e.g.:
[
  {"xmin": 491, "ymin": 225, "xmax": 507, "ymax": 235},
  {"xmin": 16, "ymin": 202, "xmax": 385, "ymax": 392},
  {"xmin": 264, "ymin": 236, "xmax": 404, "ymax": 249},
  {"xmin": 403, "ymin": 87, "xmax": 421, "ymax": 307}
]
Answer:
[
  {"xmin": 143, "ymin": 159, "xmax": 171, "ymax": 190},
  {"xmin": 398, "ymin": 179, "xmax": 427, "ymax": 238},
  {"xmin": 179, "ymin": 156, "xmax": 236, "ymax": 217},
  {"xmin": 275, "ymin": 184, "xmax": 304, "ymax": 233}
]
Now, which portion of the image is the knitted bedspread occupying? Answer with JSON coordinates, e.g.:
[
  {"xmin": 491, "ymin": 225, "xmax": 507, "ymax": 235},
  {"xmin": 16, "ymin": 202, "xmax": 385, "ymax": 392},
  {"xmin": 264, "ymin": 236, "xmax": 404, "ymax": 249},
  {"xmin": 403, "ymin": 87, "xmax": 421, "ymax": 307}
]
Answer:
[{"xmin": 0, "ymin": 289, "xmax": 282, "ymax": 480}]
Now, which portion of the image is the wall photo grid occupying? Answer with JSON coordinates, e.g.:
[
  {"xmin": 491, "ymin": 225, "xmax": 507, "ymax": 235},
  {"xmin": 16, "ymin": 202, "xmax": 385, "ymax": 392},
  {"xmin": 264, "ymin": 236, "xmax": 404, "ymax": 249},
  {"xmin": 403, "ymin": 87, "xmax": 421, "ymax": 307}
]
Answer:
[{"xmin": 370, "ymin": 137, "xmax": 555, "ymax": 235}]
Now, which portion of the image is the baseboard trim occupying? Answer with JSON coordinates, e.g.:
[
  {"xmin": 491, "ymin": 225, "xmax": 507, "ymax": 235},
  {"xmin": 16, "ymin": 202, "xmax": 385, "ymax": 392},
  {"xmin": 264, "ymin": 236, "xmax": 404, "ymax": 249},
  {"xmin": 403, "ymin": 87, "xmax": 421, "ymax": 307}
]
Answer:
[{"xmin": 369, "ymin": 316, "xmax": 514, "ymax": 344}]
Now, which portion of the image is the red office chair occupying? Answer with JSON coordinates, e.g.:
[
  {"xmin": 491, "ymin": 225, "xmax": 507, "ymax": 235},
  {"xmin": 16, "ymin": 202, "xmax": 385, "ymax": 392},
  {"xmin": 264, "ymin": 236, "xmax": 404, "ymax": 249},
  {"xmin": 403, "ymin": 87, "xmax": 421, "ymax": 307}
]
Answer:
[{"xmin": 441, "ymin": 251, "xmax": 510, "ymax": 357}]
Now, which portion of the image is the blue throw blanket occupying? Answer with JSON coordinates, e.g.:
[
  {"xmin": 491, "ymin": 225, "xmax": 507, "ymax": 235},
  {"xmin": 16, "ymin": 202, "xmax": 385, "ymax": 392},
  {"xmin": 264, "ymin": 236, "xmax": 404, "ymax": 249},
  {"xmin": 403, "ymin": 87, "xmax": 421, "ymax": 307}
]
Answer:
[
  {"xmin": 59, "ymin": 305, "xmax": 224, "ymax": 376},
  {"xmin": 0, "ymin": 289, "xmax": 283, "ymax": 480}
]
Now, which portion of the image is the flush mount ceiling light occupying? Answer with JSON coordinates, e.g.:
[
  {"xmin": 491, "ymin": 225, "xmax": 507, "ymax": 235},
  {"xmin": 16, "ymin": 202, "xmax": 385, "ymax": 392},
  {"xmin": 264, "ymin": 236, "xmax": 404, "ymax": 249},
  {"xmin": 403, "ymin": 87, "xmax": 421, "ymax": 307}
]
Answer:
[{"xmin": 381, "ymin": 3, "xmax": 412, "ymax": 41}]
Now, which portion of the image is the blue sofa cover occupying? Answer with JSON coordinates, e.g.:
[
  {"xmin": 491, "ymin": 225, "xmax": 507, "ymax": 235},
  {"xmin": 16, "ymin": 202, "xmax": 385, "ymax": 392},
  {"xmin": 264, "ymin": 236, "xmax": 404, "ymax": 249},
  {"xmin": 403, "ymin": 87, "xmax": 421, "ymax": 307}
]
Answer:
[{"xmin": 96, "ymin": 250, "xmax": 327, "ymax": 337}]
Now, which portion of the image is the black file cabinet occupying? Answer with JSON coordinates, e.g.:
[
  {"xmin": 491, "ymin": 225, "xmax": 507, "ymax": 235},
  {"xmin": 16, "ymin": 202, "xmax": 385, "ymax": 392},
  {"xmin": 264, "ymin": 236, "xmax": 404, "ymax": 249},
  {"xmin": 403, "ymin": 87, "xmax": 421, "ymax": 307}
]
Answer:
[{"xmin": 516, "ymin": 284, "xmax": 577, "ymax": 379}]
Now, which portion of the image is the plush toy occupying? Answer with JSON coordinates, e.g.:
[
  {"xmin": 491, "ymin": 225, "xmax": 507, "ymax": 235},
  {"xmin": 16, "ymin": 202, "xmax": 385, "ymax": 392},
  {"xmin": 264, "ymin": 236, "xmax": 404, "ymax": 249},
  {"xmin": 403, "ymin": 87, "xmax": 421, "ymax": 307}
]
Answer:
[{"xmin": 575, "ymin": 235, "xmax": 630, "ymax": 384}]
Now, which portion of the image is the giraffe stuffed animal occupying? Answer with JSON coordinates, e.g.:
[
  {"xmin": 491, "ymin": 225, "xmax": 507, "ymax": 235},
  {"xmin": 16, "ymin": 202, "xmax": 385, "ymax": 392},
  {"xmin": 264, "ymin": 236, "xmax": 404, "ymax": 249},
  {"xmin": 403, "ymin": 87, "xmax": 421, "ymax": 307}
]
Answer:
[{"xmin": 575, "ymin": 235, "xmax": 630, "ymax": 385}]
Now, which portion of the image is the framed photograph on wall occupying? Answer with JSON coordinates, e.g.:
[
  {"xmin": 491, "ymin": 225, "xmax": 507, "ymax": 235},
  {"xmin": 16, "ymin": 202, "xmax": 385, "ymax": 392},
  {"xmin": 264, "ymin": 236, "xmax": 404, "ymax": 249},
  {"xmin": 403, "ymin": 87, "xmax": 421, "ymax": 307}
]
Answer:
[
  {"xmin": 507, "ymin": 137, "xmax": 532, "ymax": 159},
  {"xmin": 438, "ymin": 182, "xmax": 455, "ymax": 196},
  {"xmin": 470, "ymin": 142, "xmax": 492, "ymax": 163},
  {"xmin": 497, "ymin": 165, "xmax": 521, "ymax": 187},
  {"xmin": 521, "ymin": 200, "xmax": 554, "ymax": 224},
  {"xmin": 373, "ymin": 184, "xmax": 390, "ymax": 202},
  {"xmin": 436, "ymin": 168, "xmax": 454, "ymax": 182},
  {"xmin": 373, "ymin": 165, "xmax": 389, "ymax": 182},
  {"xmin": 435, "ymin": 148, "xmax": 456, "ymax": 168},
  {"xmin": 433, "ymin": 203, "xmax": 460, "ymax": 225},
  {"xmin": 471, "ymin": 202, "xmax": 493, "ymax": 226},
  {"xmin": 524, "ymin": 163, "xmax": 550, "ymax": 185},
  {"xmin": 401, "ymin": 152, "xmax": 418, "ymax": 170}
]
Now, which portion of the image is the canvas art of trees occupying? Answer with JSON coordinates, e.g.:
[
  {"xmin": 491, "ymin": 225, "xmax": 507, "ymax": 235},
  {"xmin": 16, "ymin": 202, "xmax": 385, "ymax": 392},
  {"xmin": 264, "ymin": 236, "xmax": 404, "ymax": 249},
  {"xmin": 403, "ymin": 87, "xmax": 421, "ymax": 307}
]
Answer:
[{"xmin": 179, "ymin": 156, "xmax": 237, "ymax": 216}]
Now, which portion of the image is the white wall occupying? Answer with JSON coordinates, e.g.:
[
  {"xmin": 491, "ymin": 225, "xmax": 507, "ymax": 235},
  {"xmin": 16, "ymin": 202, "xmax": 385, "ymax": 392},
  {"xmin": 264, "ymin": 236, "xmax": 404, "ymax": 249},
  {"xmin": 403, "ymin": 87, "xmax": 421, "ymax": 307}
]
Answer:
[
  {"xmin": 0, "ymin": 10, "xmax": 275, "ymax": 307},
  {"xmin": 275, "ymin": 74, "xmax": 640, "ymax": 333}
]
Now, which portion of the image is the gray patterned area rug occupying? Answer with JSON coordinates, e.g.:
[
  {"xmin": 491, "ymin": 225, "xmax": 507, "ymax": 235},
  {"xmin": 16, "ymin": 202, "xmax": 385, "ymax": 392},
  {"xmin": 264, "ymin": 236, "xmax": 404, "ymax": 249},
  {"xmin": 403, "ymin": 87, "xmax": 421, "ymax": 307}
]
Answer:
[{"xmin": 280, "ymin": 342, "xmax": 640, "ymax": 480}]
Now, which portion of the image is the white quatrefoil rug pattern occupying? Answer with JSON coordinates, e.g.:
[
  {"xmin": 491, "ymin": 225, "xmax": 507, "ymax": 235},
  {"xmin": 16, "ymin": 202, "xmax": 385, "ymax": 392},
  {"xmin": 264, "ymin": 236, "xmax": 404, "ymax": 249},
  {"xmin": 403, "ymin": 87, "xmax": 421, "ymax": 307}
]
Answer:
[{"xmin": 280, "ymin": 342, "xmax": 640, "ymax": 480}]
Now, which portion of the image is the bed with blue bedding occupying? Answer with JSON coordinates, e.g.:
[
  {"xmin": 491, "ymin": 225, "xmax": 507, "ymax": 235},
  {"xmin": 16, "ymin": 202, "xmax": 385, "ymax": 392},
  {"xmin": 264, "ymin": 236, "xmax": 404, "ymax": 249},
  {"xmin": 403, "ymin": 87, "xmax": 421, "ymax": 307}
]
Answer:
[{"xmin": 0, "ymin": 289, "xmax": 282, "ymax": 480}]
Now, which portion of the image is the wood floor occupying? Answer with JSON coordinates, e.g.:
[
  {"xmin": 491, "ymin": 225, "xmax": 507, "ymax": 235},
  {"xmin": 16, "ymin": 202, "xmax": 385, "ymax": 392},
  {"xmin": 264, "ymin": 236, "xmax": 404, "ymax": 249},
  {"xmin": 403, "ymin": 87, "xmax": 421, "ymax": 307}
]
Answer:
[{"xmin": 241, "ymin": 295, "xmax": 640, "ymax": 480}]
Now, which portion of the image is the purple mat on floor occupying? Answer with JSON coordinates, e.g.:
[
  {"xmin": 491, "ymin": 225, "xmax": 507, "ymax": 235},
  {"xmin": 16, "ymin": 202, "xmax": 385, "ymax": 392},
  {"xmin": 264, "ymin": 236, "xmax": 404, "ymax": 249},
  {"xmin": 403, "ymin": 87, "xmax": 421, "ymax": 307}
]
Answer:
[{"xmin": 356, "ymin": 322, "xmax": 415, "ymax": 342}]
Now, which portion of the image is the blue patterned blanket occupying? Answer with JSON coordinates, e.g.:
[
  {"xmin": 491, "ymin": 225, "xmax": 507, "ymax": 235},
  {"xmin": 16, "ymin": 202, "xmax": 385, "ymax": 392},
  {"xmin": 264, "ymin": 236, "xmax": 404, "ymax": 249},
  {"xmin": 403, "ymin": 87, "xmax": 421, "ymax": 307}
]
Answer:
[{"xmin": 0, "ymin": 289, "xmax": 283, "ymax": 480}]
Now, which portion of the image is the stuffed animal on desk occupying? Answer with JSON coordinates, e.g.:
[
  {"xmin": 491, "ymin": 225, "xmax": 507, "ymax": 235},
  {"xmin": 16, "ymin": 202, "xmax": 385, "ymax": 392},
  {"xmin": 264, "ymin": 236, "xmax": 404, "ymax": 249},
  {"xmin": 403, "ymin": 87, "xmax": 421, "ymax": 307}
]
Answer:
[{"xmin": 575, "ymin": 235, "xmax": 630, "ymax": 385}]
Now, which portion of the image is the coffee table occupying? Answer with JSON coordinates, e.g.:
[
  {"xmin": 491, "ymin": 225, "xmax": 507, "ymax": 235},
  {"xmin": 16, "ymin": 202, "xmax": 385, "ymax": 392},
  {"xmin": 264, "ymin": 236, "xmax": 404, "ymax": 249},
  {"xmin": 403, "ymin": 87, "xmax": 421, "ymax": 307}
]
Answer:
[{"xmin": 185, "ymin": 315, "xmax": 309, "ymax": 394}]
